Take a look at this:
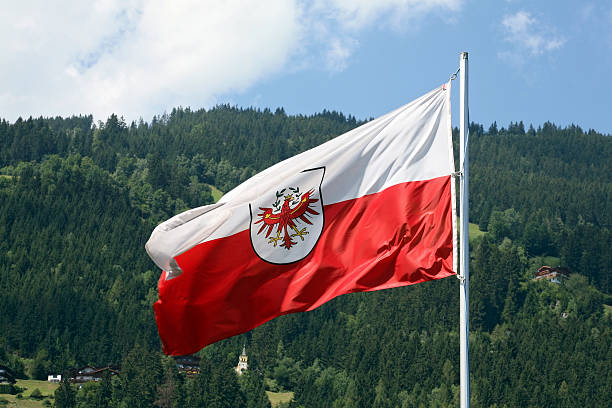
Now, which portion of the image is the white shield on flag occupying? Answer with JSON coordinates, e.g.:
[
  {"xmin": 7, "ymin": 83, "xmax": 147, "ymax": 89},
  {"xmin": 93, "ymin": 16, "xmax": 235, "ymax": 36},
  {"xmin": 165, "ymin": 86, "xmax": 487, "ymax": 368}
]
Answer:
[{"xmin": 249, "ymin": 167, "xmax": 325, "ymax": 264}]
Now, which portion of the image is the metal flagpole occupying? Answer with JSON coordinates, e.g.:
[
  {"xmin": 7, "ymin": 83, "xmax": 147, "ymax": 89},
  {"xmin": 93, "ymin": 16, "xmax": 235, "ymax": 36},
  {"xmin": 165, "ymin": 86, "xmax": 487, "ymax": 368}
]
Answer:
[{"xmin": 459, "ymin": 51, "xmax": 470, "ymax": 408}]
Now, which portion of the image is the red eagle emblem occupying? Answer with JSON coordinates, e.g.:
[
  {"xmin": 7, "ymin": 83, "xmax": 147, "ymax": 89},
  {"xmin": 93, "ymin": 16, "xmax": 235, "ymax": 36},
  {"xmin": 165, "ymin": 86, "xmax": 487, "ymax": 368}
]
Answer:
[{"xmin": 254, "ymin": 187, "xmax": 320, "ymax": 250}]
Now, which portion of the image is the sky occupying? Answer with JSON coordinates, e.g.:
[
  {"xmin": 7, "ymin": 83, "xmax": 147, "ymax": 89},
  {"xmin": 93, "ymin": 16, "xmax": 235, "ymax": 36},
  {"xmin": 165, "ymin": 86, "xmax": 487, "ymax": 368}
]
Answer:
[{"xmin": 1, "ymin": 0, "xmax": 611, "ymax": 133}]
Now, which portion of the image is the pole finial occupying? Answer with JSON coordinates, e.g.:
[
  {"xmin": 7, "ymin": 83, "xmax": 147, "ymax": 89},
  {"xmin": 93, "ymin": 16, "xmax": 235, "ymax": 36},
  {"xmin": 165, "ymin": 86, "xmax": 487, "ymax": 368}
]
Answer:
[{"xmin": 461, "ymin": 51, "xmax": 468, "ymax": 59}]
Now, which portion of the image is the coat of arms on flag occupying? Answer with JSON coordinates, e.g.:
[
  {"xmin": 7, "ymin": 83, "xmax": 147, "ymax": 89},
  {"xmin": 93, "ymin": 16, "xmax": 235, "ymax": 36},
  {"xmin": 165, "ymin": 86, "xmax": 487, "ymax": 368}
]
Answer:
[{"xmin": 249, "ymin": 167, "xmax": 325, "ymax": 264}]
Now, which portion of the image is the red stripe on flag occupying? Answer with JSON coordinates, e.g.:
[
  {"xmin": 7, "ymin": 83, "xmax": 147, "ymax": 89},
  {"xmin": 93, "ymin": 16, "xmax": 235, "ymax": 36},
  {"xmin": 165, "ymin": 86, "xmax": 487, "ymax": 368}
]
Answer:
[{"xmin": 154, "ymin": 175, "xmax": 454, "ymax": 355}]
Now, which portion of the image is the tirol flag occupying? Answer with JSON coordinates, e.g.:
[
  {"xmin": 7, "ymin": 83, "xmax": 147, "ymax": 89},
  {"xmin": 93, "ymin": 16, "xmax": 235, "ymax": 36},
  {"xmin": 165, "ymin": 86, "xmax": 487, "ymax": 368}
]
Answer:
[{"xmin": 146, "ymin": 83, "xmax": 457, "ymax": 355}]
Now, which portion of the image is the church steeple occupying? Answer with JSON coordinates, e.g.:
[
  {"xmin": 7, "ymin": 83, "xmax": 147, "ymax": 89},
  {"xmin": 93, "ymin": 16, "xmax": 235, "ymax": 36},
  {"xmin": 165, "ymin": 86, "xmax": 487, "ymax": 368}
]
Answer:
[{"xmin": 235, "ymin": 345, "xmax": 248, "ymax": 375}]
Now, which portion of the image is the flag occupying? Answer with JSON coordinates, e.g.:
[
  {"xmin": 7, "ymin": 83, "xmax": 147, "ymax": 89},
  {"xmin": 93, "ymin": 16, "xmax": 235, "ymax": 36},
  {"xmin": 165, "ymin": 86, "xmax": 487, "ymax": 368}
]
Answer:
[{"xmin": 146, "ymin": 83, "xmax": 456, "ymax": 355}]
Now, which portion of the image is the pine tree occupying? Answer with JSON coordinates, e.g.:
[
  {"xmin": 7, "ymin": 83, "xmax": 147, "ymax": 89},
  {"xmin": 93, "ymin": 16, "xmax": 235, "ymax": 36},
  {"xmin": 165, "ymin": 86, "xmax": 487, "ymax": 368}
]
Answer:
[
  {"xmin": 372, "ymin": 379, "xmax": 391, "ymax": 408},
  {"xmin": 54, "ymin": 375, "xmax": 76, "ymax": 408},
  {"xmin": 96, "ymin": 370, "xmax": 112, "ymax": 408},
  {"xmin": 239, "ymin": 370, "xmax": 271, "ymax": 408},
  {"xmin": 154, "ymin": 364, "xmax": 177, "ymax": 408}
]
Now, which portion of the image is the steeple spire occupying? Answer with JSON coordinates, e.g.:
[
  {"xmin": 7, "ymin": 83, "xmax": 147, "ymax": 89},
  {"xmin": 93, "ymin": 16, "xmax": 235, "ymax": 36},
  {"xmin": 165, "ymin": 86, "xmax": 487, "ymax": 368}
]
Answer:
[{"xmin": 235, "ymin": 344, "xmax": 248, "ymax": 375}]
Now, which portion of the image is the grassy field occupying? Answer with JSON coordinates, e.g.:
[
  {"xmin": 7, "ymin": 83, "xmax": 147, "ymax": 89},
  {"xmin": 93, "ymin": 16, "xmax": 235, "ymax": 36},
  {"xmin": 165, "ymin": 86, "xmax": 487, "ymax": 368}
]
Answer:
[
  {"xmin": 468, "ymin": 222, "xmax": 485, "ymax": 241},
  {"xmin": 15, "ymin": 380, "xmax": 58, "ymax": 397},
  {"xmin": 541, "ymin": 256, "xmax": 561, "ymax": 266},
  {"xmin": 266, "ymin": 391, "xmax": 294, "ymax": 407},
  {"xmin": 0, "ymin": 379, "xmax": 58, "ymax": 408},
  {"xmin": 208, "ymin": 184, "xmax": 224, "ymax": 202},
  {"xmin": 456, "ymin": 217, "xmax": 486, "ymax": 242}
]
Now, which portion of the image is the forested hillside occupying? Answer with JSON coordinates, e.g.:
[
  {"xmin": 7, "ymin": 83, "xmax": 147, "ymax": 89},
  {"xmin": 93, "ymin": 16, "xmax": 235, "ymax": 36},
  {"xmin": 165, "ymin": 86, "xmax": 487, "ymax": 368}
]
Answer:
[{"xmin": 0, "ymin": 108, "xmax": 610, "ymax": 407}]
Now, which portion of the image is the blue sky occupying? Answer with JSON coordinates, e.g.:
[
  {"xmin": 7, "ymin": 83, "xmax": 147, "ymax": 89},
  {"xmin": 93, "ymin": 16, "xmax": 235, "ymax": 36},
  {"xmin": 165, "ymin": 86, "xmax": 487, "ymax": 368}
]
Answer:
[
  {"xmin": 228, "ymin": 0, "xmax": 611, "ymax": 133},
  {"xmin": 1, "ymin": 0, "xmax": 611, "ymax": 133}
]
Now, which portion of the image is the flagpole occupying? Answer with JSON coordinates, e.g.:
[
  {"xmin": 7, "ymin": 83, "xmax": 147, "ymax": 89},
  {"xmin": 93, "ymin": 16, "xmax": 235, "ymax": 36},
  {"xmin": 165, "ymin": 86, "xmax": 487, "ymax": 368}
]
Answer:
[{"xmin": 459, "ymin": 51, "xmax": 470, "ymax": 408}]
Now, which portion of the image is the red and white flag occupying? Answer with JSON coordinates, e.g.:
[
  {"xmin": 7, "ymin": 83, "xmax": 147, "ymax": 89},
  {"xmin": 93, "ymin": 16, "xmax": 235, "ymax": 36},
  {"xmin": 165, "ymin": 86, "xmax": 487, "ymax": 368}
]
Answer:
[{"xmin": 146, "ymin": 83, "xmax": 457, "ymax": 355}]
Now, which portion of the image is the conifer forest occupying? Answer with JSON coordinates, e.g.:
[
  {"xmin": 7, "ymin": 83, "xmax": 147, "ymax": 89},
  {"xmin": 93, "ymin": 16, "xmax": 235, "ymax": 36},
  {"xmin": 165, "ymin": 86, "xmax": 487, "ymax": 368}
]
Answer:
[{"xmin": 0, "ymin": 108, "xmax": 610, "ymax": 407}]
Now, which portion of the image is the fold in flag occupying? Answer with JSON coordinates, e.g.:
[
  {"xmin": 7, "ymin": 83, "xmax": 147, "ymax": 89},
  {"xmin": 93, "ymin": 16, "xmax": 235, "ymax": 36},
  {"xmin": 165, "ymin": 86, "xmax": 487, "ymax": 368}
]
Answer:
[{"xmin": 146, "ymin": 83, "xmax": 457, "ymax": 355}]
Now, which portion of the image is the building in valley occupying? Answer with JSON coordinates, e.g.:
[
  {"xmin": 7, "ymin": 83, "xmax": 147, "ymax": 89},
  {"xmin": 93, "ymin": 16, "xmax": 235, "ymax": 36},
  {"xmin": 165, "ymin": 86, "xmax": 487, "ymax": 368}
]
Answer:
[{"xmin": 235, "ymin": 346, "xmax": 248, "ymax": 375}]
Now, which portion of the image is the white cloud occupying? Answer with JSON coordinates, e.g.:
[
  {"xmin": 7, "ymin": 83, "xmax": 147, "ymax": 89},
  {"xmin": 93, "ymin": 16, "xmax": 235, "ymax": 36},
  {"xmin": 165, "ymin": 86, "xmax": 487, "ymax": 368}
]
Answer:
[
  {"xmin": 312, "ymin": 0, "xmax": 461, "ymax": 31},
  {"xmin": 0, "ymin": 0, "xmax": 302, "ymax": 121},
  {"xmin": 579, "ymin": 3, "xmax": 595, "ymax": 21},
  {"xmin": 0, "ymin": 0, "xmax": 461, "ymax": 121},
  {"xmin": 499, "ymin": 10, "xmax": 565, "ymax": 65},
  {"xmin": 323, "ymin": 37, "xmax": 358, "ymax": 72},
  {"xmin": 305, "ymin": 0, "xmax": 462, "ymax": 71}
]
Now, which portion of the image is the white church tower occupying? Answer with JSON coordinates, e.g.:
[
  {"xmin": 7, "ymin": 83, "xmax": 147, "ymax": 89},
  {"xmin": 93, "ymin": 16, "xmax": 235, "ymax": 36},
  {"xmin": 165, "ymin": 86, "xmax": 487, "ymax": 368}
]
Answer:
[{"xmin": 235, "ymin": 345, "xmax": 248, "ymax": 375}]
